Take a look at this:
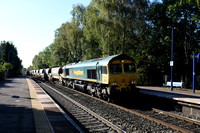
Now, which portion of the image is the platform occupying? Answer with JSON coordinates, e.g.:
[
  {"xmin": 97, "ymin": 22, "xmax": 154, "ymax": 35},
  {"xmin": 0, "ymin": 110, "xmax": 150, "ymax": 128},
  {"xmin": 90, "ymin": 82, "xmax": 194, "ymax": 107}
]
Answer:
[
  {"xmin": 138, "ymin": 86, "xmax": 200, "ymax": 105},
  {"xmin": 0, "ymin": 76, "xmax": 83, "ymax": 133}
]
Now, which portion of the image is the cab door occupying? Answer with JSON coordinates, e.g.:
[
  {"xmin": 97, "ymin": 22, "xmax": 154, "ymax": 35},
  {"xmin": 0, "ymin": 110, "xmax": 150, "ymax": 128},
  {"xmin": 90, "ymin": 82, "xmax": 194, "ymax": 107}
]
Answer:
[{"xmin": 96, "ymin": 62, "xmax": 100, "ymax": 81}]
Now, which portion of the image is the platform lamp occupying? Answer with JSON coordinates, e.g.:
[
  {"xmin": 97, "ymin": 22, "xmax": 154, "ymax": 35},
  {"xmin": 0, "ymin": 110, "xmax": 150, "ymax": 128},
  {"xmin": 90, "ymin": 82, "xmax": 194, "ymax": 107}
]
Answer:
[
  {"xmin": 193, "ymin": 53, "xmax": 200, "ymax": 93},
  {"xmin": 167, "ymin": 26, "xmax": 176, "ymax": 91}
]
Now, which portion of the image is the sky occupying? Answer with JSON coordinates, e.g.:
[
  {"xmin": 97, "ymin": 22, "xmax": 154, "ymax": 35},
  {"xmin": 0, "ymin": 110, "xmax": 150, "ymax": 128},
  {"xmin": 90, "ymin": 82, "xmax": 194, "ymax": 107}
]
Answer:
[{"xmin": 0, "ymin": 0, "xmax": 91, "ymax": 68}]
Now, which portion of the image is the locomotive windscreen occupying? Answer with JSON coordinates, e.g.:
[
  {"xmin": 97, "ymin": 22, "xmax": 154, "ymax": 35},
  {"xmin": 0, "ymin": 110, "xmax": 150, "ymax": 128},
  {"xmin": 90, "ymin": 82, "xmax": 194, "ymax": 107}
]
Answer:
[
  {"xmin": 109, "ymin": 64, "xmax": 122, "ymax": 74},
  {"xmin": 124, "ymin": 63, "xmax": 136, "ymax": 73}
]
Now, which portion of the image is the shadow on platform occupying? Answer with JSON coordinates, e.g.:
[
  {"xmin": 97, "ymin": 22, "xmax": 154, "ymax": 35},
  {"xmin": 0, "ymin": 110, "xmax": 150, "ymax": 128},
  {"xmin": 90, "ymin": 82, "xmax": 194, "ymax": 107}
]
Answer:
[
  {"xmin": 0, "ymin": 75, "xmax": 26, "ymax": 88},
  {"xmin": 0, "ymin": 92, "xmax": 34, "ymax": 100},
  {"xmin": 0, "ymin": 104, "xmax": 35, "ymax": 133}
]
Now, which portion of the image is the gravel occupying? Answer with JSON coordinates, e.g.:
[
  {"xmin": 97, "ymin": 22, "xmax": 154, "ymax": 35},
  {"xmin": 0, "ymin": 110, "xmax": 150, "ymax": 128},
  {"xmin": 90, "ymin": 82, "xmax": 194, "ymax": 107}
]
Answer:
[{"xmin": 38, "ymin": 81, "xmax": 177, "ymax": 132}]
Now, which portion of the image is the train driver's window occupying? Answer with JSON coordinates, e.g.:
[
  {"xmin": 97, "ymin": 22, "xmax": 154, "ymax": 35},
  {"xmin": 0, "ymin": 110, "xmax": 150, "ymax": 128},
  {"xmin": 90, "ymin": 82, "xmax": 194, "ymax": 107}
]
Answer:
[
  {"xmin": 124, "ymin": 63, "xmax": 136, "ymax": 73},
  {"xmin": 109, "ymin": 64, "xmax": 122, "ymax": 74}
]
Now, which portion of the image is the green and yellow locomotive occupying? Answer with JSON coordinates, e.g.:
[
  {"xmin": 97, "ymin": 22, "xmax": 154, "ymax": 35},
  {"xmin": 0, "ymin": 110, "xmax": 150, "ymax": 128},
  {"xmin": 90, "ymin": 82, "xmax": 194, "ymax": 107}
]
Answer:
[{"xmin": 61, "ymin": 54, "xmax": 138, "ymax": 100}]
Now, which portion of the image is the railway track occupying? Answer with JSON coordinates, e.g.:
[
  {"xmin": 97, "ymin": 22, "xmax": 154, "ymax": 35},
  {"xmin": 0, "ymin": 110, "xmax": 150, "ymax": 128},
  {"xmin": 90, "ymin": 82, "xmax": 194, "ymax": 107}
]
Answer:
[
  {"xmin": 85, "ymin": 93, "xmax": 200, "ymax": 132},
  {"xmin": 102, "ymin": 99, "xmax": 200, "ymax": 133},
  {"xmin": 60, "ymin": 83, "xmax": 200, "ymax": 132},
  {"xmin": 37, "ymin": 80, "xmax": 125, "ymax": 133},
  {"xmin": 150, "ymin": 108, "xmax": 200, "ymax": 132},
  {"xmin": 35, "ymin": 78, "xmax": 200, "ymax": 132},
  {"xmin": 118, "ymin": 105, "xmax": 200, "ymax": 133}
]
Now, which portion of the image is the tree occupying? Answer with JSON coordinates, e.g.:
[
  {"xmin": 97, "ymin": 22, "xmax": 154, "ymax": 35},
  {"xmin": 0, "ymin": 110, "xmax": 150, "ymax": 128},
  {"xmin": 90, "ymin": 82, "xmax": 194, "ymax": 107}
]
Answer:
[
  {"xmin": 0, "ymin": 41, "xmax": 22, "ymax": 77},
  {"xmin": 31, "ymin": 0, "xmax": 199, "ymax": 87},
  {"xmin": 145, "ymin": 0, "xmax": 200, "ymax": 86},
  {"xmin": 179, "ymin": 0, "xmax": 200, "ymax": 7}
]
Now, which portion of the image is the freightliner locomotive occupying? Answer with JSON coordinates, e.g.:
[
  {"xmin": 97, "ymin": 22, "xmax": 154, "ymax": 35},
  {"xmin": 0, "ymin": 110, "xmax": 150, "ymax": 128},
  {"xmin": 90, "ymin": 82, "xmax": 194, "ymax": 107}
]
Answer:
[{"xmin": 29, "ymin": 54, "xmax": 138, "ymax": 100}]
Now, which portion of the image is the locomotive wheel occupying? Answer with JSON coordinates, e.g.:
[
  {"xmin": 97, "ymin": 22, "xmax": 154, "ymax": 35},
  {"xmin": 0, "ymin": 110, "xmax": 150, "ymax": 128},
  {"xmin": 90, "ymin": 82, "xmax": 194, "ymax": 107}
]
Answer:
[
  {"xmin": 66, "ymin": 80, "xmax": 71, "ymax": 87},
  {"xmin": 107, "ymin": 97, "xmax": 111, "ymax": 102},
  {"xmin": 72, "ymin": 82, "xmax": 76, "ymax": 89},
  {"xmin": 95, "ymin": 88, "xmax": 101, "ymax": 98},
  {"xmin": 87, "ymin": 84, "xmax": 94, "ymax": 96},
  {"xmin": 102, "ymin": 94, "xmax": 110, "ymax": 102},
  {"xmin": 61, "ymin": 80, "xmax": 65, "ymax": 86}
]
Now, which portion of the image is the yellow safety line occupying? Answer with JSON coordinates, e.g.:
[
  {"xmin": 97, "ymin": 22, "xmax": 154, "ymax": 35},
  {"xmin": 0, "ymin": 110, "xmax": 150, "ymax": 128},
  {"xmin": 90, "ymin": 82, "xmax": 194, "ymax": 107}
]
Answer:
[{"xmin": 26, "ymin": 79, "xmax": 53, "ymax": 133}]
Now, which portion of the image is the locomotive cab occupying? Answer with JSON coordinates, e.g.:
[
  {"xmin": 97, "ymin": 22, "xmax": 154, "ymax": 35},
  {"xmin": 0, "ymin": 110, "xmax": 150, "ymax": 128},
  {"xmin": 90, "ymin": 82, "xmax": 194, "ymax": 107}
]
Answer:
[{"xmin": 108, "ymin": 57, "xmax": 138, "ymax": 97}]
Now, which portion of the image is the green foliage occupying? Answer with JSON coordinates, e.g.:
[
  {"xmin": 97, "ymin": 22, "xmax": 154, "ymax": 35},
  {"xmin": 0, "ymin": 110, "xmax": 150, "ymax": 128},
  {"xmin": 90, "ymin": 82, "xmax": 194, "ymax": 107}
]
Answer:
[
  {"xmin": 178, "ymin": 0, "xmax": 200, "ymax": 7},
  {"xmin": 0, "ymin": 61, "xmax": 12, "ymax": 72},
  {"xmin": 143, "ymin": 0, "xmax": 200, "ymax": 86},
  {"xmin": 0, "ymin": 41, "xmax": 22, "ymax": 77},
  {"xmin": 27, "ymin": 65, "xmax": 34, "ymax": 71},
  {"xmin": 31, "ymin": 0, "xmax": 200, "ymax": 87}
]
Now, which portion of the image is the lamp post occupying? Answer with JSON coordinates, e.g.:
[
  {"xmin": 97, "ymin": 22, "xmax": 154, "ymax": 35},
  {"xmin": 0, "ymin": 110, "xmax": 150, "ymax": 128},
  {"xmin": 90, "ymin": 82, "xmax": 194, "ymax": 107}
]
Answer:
[
  {"xmin": 193, "ymin": 53, "xmax": 196, "ymax": 93},
  {"xmin": 168, "ymin": 26, "xmax": 174, "ymax": 91},
  {"xmin": 171, "ymin": 27, "xmax": 174, "ymax": 91},
  {"xmin": 193, "ymin": 53, "xmax": 200, "ymax": 93}
]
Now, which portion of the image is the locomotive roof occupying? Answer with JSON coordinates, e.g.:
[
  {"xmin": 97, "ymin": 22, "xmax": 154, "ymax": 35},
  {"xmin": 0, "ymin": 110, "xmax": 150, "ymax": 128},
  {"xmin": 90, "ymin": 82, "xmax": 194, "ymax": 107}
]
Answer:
[{"xmin": 63, "ymin": 54, "xmax": 135, "ymax": 69}]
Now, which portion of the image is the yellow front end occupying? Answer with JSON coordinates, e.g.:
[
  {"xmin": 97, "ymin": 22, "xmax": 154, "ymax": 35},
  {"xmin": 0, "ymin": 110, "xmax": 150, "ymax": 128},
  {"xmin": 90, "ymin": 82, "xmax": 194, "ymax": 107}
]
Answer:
[{"xmin": 108, "ymin": 60, "xmax": 138, "ymax": 95}]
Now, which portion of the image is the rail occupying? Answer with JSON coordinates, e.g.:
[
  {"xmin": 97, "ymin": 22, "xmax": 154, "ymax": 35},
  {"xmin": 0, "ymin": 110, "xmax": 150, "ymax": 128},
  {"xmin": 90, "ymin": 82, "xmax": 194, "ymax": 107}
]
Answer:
[{"xmin": 41, "ymin": 82, "xmax": 126, "ymax": 133}]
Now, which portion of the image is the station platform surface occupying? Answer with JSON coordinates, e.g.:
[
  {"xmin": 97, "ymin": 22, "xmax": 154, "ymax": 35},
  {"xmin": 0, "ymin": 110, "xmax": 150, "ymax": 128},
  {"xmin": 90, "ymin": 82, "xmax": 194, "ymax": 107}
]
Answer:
[
  {"xmin": 138, "ymin": 86, "xmax": 200, "ymax": 105},
  {"xmin": 0, "ymin": 76, "xmax": 82, "ymax": 133}
]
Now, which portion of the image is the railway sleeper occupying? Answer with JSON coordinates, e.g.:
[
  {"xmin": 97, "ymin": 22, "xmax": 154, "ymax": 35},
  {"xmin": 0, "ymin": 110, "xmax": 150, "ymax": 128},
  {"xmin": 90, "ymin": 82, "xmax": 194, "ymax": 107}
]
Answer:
[
  {"xmin": 150, "ymin": 113, "xmax": 170, "ymax": 119},
  {"xmin": 71, "ymin": 112, "xmax": 88, "ymax": 115},
  {"xmin": 78, "ymin": 118, "xmax": 97, "ymax": 123},
  {"xmin": 86, "ymin": 124, "xmax": 105, "ymax": 129},
  {"xmin": 70, "ymin": 111, "xmax": 88, "ymax": 114},
  {"xmin": 75, "ymin": 116, "xmax": 94, "ymax": 120},
  {"xmin": 193, "ymin": 128, "xmax": 200, "ymax": 132},
  {"xmin": 89, "ymin": 127, "xmax": 110, "ymax": 132},
  {"xmin": 82, "ymin": 121, "xmax": 102, "ymax": 125},
  {"xmin": 69, "ymin": 109, "xmax": 83, "ymax": 112},
  {"xmin": 158, "ymin": 115, "xmax": 170, "ymax": 120},
  {"xmin": 179, "ymin": 123, "xmax": 199, "ymax": 129},
  {"xmin": 169, "ymin": 120, "xmax": 185, "ymax": 126},
  {"xmin": 162, "ymin": 117, "xmax": 177, "ymax": 122},
  {"xmin": 72, "ymin": 114, "xmax": 94, "ymax": 120},
  {"xmin": 154, "ymin": 115, "xmax": 173, "ymax": 121}
]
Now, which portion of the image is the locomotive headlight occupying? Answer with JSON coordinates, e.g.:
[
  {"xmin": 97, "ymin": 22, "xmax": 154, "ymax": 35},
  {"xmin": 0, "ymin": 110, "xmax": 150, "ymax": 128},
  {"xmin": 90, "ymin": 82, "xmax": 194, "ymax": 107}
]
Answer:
[
  {"xmin": 112, "ymin": 80, "xmax": 117, "ymax": 85},
  {"xmin": 131, "ymin": 81, "xmax": 136, "ymax": 84},
  {"xmin": 112, "ymin": 82, "xmax": 117, "ymax": 85}
]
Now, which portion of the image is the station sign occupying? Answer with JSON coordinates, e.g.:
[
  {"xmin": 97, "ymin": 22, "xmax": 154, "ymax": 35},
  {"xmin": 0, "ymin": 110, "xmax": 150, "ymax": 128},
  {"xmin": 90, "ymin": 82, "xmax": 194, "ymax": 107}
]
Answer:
[{"xmin": 170, "ymin": 61, "xmax": 174, "ymax": 66}]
